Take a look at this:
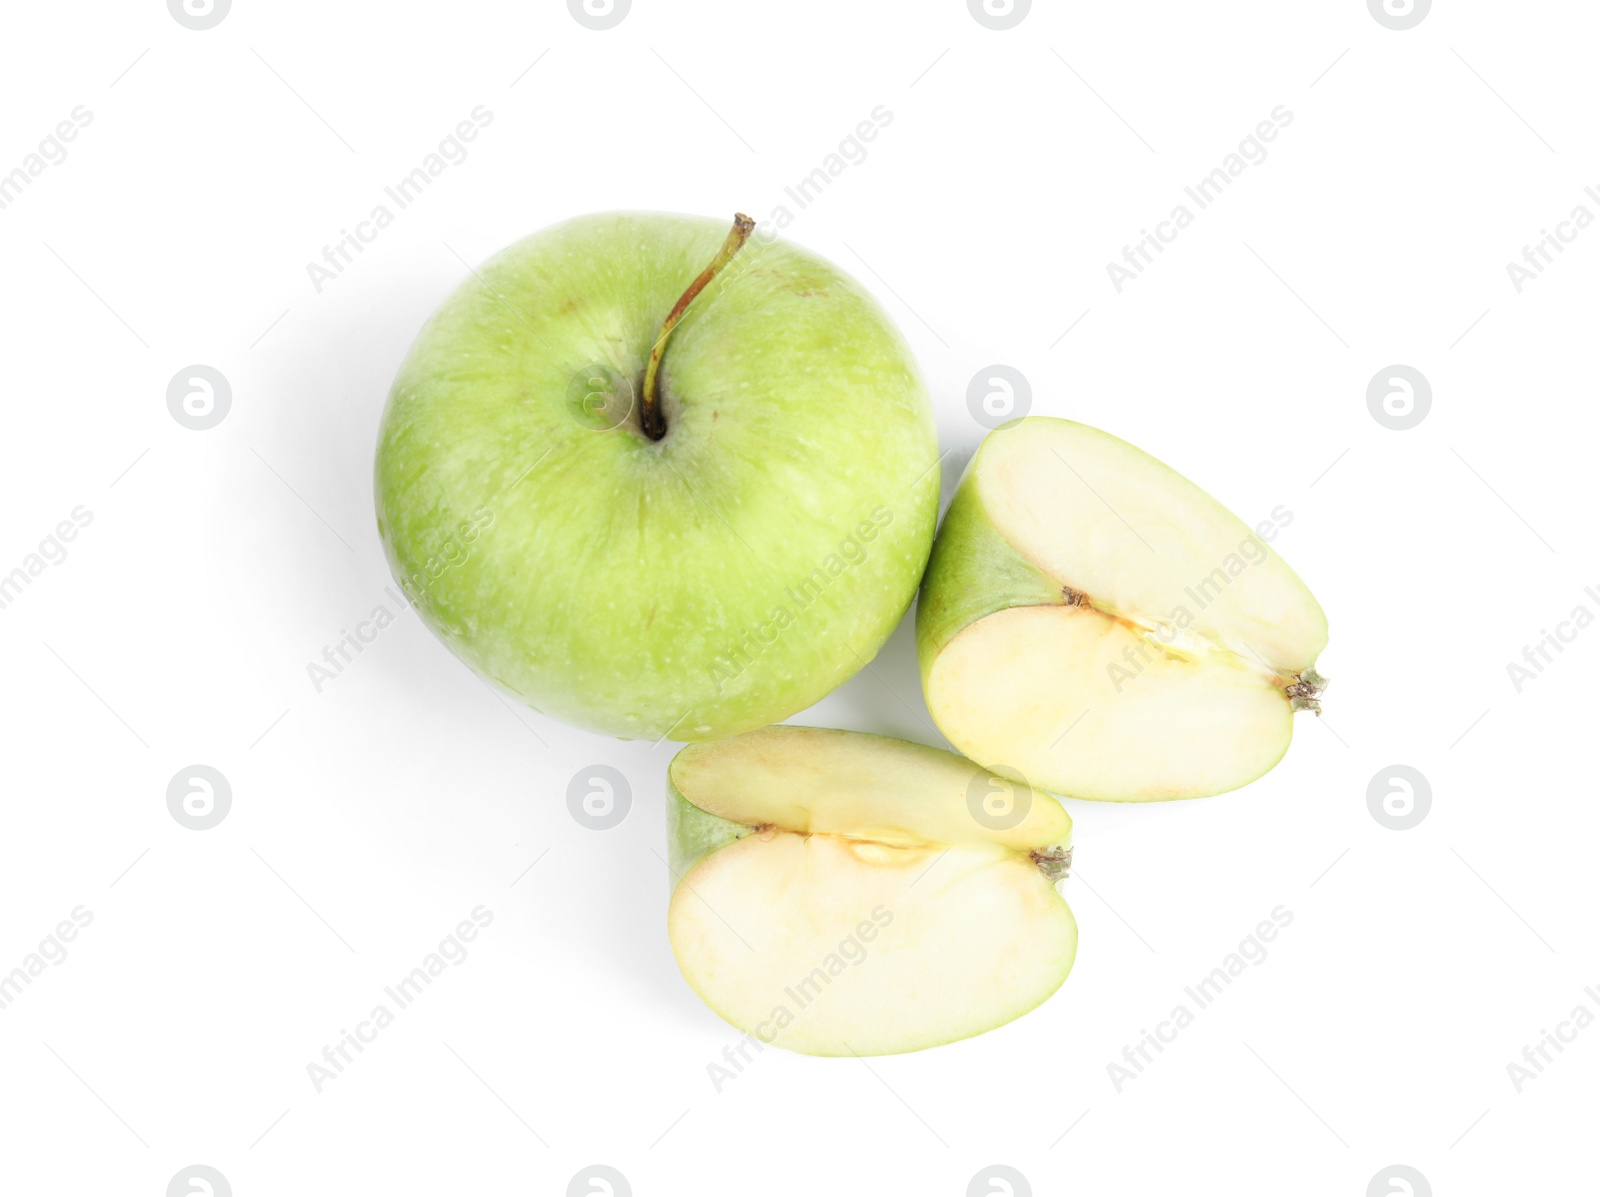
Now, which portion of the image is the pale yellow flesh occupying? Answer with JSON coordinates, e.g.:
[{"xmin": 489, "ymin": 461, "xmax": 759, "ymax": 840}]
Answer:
[
  {"xmin": 979, "ymin": 419, "xmax": 1327, "ymax": 671},
  {"xmin": 928, "ymin": 605, "xmax": 1292, "ymax": 801},
  {"xmin": 669, "ymin": 725, "xmax": 1071, "ymax": 849},
  {"xmin": 669, "ymin": 832, "xmax": 1076, "ymax": 1057},
  {"xmin": 667, "ymin": 726, "xmax": 1076, "ymax": 1056},
  {"xmin": 929, "ymin": 419, "xmax": 1326, "ymax": 801}
]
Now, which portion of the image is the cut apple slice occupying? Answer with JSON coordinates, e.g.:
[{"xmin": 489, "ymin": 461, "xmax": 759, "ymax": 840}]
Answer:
[
  {"xmin": 666, "ymin": 726, "xmax": 1077, "ymax": 1057},
  {"xmin": 917, "ymin": 417, "xmax": 1328, "ymax": 801}
]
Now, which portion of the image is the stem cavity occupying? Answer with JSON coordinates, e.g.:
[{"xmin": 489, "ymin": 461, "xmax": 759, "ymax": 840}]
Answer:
[{"xmin": 640, "ymin": 212, "xmax": 756, "ymax": 441}]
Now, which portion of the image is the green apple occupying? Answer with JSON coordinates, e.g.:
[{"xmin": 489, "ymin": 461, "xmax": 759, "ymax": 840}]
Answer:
[
  {"xmin": 666, "ymin": 725, "xmax": 1077, "ymax": 1056},
  {"xmin": 375, "ymin": 212, "xmax": 939, "ymax": 740},
  {"xmin": 917, "ymin": 417, "xmax": 1328, "ymax": 802}
]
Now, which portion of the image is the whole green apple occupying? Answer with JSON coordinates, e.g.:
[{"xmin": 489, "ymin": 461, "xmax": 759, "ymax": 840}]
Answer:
[{"xmin": 375, "ymin": 212, "xmax": 939, "ymax": 740}]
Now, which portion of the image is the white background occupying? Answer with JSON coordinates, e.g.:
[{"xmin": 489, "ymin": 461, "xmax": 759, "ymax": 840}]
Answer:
[{"xmin": 0, "ymin": 1, "xmax": 1593, "ymax": 1194}]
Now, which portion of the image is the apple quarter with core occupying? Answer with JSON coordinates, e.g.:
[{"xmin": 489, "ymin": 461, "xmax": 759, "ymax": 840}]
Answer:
[{"xmin": 917, "ymin": 416, "xmax": 1328, "ymax": 802}]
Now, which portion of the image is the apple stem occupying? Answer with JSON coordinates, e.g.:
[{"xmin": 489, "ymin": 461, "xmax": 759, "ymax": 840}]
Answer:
[{"xmin": 640, "ymin": 212, "xmax": 757, "ymax": 441}]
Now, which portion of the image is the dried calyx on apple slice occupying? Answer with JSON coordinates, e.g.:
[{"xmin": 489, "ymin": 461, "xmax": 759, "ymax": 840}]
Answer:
[
  {"xmin": 917, "ymin": 416, "xmax": 1329, "ymax": 802},
  {"xmin": 666, "ymin": 726, "xmax": 1077, "ymax": 1057}
]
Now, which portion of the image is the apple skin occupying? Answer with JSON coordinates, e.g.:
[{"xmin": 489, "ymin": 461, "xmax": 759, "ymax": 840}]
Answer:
[
  {"xmin": 914, "ymin": 447, "xmax": 1067, "ymax": 668},
  {"xmin": 375, "ymin": 212, "xmax": 939, "ymax": 740}
]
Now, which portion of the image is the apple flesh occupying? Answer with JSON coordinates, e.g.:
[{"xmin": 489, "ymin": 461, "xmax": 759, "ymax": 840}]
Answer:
[
  {"xmin": 374, "ymin": 213, "xmax": 939, "ymax": 741},
  {"xmin": 917, "ymin": 417, "xmax": 1328, "ymax": 802},
  {"xmin": 666, "ymin": 726, "xmax": 1077, "ymax": 1056}
]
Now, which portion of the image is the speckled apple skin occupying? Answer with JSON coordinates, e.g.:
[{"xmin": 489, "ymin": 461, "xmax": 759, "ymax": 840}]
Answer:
[{"xmin": 375, "ymin": 212, "xmax": 939, "ymax": 740}]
